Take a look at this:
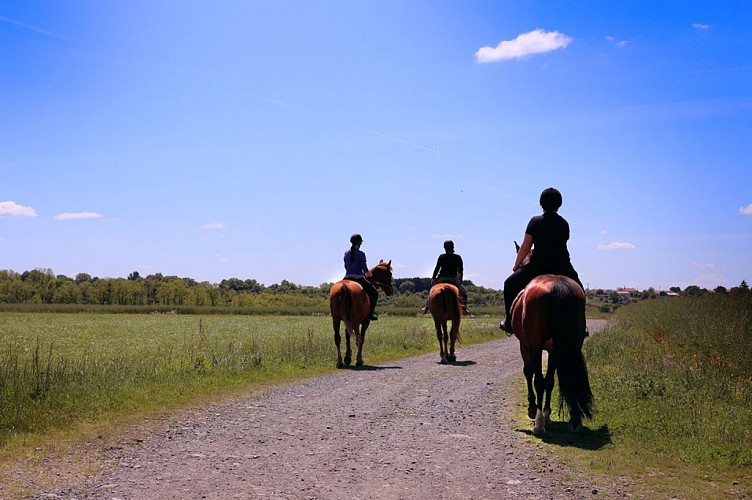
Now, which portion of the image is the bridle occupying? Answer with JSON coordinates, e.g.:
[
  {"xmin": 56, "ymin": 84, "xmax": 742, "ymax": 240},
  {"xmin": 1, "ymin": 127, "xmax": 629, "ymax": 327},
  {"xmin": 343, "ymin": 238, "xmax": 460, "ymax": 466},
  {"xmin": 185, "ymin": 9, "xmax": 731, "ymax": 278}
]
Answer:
[{"xmin": 369, "ymin": 265, "xmax": 394, "ymax": 293}]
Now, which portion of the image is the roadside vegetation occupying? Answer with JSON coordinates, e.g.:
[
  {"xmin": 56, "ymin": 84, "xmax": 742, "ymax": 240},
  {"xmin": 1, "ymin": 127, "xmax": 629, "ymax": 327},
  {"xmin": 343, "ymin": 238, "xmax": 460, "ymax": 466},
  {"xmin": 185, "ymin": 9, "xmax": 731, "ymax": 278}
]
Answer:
[
  {"xmin": 525, "ymin": 290, "xmax": 752, "ymax": 498},
  {"xmin": 0, "ymin": 314, "xmax": 503, "ymax": 453}
]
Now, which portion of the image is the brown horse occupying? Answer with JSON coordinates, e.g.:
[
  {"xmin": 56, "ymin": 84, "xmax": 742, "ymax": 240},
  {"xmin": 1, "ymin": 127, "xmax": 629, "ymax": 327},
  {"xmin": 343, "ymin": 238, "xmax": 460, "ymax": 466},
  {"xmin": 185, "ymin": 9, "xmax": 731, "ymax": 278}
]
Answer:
[
  {"xmin": 511, "ymin": 274, "xmax": 592, "ymax": 434},
  {"xmin": 429, "ymin": 283, "xmax": 462, "ymax": 364},
  {"xmin": 329, "ymin": 260, "xmax": 394, "ymax": 368}
]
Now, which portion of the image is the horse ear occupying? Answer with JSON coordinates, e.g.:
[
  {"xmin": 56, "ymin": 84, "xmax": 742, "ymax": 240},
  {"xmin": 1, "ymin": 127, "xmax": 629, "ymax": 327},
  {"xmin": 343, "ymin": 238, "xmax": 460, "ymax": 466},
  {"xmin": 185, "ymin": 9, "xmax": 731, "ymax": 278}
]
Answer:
[
  {"xmin": 514, "ymin": 241, "xmax": 520, "ymax": 253},
  {"xmin": 379, "ymin": 259, "xmax": 384, "ymax": 264},
  {"xmin": 387, "ymin": 260, "xmax": 391, "ymax": 266}
]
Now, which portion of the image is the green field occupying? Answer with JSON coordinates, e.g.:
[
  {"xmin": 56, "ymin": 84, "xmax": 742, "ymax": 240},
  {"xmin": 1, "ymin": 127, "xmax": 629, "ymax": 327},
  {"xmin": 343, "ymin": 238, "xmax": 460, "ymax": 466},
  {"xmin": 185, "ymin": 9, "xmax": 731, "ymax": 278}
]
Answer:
[
  {"xmin": 0, "ymin": 312, "xmax": 503, "ymax": 450},
  {"xmin": 2, "ymin": 294, "xmax": 751, "ymax": 498}
]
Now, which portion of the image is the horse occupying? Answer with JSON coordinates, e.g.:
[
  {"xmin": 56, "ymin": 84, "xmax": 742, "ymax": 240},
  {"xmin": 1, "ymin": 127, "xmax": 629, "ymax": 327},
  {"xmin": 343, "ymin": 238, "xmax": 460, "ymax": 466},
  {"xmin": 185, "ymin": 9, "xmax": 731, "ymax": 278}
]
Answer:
[
  {"xmin": 428, "ymin": 283, "xmax": 462, "ymax": 364},
  {"xmin": 329, "ymin": 260, "xmax": 394, "ymax": 368},
  {"xmin": 511, "ymin": 273, "xmax": 593, "ymax": 434}
]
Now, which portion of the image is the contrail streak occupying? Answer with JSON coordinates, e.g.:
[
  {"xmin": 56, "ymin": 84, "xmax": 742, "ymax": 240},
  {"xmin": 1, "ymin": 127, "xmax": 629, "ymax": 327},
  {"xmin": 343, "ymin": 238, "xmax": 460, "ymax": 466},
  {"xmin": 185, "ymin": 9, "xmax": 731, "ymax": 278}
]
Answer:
[
  {"xmin": 246, "ymin": 92, "xmax": 438, "ymax": 155},
  {"xmin": 0, "ymin": 15, "xmax": 82, "ymax": 43},
  {"xmin": 349, "ymin": 125, "xmax": 438, "ymax": 154}
]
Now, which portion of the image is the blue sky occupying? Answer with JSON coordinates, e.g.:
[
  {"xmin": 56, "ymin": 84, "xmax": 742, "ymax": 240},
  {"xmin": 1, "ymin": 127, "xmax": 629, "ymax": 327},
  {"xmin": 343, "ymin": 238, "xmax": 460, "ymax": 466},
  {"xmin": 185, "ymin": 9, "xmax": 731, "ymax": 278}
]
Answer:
[{"xmin": 1, "ymin": 1, "xmax": 751, "ymax": 291}]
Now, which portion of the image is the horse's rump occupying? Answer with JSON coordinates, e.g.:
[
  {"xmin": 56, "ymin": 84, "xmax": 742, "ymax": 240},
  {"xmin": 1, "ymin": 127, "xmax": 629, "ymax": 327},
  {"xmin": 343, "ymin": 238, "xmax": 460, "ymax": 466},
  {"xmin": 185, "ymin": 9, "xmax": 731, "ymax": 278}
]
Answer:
[
  {"xmin": 330, "ymin": 280, "xmax": 370, "ymax": 324},
  {"xmin": 429, "ymin": 283, "xmax": 461, "ymax": 340}
]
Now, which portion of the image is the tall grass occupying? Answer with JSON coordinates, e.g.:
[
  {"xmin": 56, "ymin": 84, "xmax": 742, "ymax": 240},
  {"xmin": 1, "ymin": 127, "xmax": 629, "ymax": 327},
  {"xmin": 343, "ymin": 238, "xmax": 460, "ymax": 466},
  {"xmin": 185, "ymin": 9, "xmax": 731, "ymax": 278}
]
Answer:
[
  {"xmin": 0, "ymin": 313, "xmax": 503, "ymax": 447},
  {"xmin": 584, "ymin": 293, "xmax": 752, "ymax": 466}
]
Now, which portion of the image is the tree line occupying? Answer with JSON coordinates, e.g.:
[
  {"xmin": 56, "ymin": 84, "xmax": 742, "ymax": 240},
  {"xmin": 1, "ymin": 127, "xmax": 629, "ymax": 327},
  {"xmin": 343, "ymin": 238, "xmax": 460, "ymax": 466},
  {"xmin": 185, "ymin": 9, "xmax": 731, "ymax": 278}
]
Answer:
[
  {"xmin": 1, "ymin": 268, "xmax": 745, "ymax": 310},
  {"xmin": 0, "ymin": 269, "xmax": 502, "ymax": 309}
]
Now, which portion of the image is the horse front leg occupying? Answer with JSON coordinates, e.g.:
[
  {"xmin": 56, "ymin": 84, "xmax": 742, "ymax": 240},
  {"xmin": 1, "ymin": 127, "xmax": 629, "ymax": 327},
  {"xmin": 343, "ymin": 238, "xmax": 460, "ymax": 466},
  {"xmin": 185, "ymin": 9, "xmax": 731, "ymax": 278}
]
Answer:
[
  {"xmin": 334, "ymin": 319, "xmax": 344, "ymax": 368},
  {"xmin": 355, "ymin": 322, "xmax": 367, "ymax": 367},
  {"xmin": 543, "ymin": 350, "xmax": 557, "ymax": 425}
]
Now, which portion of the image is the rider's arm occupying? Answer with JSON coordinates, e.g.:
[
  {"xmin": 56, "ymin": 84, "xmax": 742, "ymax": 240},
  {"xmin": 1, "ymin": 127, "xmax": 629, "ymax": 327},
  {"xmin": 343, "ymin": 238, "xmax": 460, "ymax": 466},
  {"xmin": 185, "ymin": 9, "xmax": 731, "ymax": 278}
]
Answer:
[{"xmin": 513, "ymin": 234, "xmax": 533, "ymax": 271}]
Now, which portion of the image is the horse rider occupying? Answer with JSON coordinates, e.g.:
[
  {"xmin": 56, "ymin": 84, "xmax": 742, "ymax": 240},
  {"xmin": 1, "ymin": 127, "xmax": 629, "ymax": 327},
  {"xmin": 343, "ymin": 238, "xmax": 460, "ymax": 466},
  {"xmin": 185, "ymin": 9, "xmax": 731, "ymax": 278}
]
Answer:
[
  {"xmin": 422, "ymin": 240, "xmax": 470, "ymax": 315},
  {"xmin": 502, "ymin": 187, "xmax": 585, "ymax": 334},
  {"xmin": 343, "ymin": 233, "xmax": 380, "ymax": 321}
]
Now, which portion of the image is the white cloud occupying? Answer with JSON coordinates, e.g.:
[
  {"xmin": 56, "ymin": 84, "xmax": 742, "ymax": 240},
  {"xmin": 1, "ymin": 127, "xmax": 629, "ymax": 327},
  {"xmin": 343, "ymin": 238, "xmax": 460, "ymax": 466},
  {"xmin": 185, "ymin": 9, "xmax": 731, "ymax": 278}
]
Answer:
[
  {"xmin": 0, "ymin": 201, "xmax": 38, "ymax": 217},
  {"xmin": 201, "ymin": 222, "xmax": 226, "ymax": 229},
  {"xmin": 692, "ymin": 23, "xmax": 711, "ymax": 30},
  {"xmin": 475, "ymin": 29, "xmax": 572, "ymax": 63},
  {"xmin": 54, "ymin": 212, "xmax": 102, "ymax": 220},
  {"xmin": 739, "ymin": 203, "xmax": 752, "ymax": 215},
  {"xmin": 596, "ymin": 241, "xmax": 636, "ymax": 251},
  {"xmin": 599, "ymin": 229, "xmax": 608, "ymax": 235},
  {"xmin": 605, "ymin": 35, "xmax": 628, "ymax": 47}
]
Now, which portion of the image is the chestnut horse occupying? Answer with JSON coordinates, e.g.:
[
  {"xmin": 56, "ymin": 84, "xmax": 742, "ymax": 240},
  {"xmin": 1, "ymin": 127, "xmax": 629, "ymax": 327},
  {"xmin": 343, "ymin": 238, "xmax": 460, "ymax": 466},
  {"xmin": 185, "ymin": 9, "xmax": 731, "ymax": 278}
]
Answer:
[
  {"xmin": 511, "ymin": 274, "xmax": 592, "ymax": 434},
  {"xmin": 428, "ymin": 283, "xmax": 462, "ymax": 364},
  {"xmin": 330, "ymin": 260, "xmax": 394, "ymax": 368}
]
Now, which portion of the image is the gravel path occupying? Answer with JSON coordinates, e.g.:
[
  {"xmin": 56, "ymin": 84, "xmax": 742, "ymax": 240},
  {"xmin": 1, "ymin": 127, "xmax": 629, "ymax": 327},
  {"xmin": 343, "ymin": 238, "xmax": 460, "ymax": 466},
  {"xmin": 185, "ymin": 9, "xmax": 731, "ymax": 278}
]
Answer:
[{"xmin": 48, "ymin": 320, "xmax": 615, "ymax": 499}]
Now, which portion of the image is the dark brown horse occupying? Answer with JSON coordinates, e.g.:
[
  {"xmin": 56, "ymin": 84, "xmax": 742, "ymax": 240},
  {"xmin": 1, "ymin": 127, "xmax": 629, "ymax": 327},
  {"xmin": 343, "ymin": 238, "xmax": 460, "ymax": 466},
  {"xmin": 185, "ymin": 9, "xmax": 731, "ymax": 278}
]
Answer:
[
  {"xmin": 429, "ymin": 283, "xmax": 462, "ymax": 364},
  {"xmin": 329, "ymin": 260, "xmax": 394, "ymax": 368},
  {"xmin": 511, "ymin": 274, "xmax": 592, "ymax": 434}
]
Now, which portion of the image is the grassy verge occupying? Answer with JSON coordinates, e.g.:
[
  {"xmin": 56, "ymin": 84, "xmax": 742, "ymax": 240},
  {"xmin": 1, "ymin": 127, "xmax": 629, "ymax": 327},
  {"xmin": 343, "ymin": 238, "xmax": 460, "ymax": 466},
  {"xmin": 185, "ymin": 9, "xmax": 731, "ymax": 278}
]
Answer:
[
  {"xmin": 513, "ymin": 293, "xmax": 752, "ymax": 498},
  {"xmin": 0, "ymin": 313, "xmax": 503, "ymax": 453}
]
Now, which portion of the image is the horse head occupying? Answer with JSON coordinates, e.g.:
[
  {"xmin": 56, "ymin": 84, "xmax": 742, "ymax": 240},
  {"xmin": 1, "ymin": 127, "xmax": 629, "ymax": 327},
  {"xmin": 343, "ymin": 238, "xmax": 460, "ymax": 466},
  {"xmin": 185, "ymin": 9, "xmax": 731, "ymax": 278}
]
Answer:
[{"xmin": 370, "ymin": 260, "xmax": 394, "ymax": 296}]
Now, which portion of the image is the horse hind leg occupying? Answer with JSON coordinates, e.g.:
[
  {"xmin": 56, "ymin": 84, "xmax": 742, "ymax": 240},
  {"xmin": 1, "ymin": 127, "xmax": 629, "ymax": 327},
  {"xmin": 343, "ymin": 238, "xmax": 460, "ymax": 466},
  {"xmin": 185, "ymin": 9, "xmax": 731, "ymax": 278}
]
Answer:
[
  {"xmin": 446, "ymin": 321, "xmax": 457, "ymax": 363},
  {"xmin": 434, "ymin": 319, "xmax": 447, "ymax": 363},
  {"xmin": 342, "ymin": 321, "xmax": 353, "ymax": 367},
  {"xmin": 523, "ymin": 363, "xmax": 536, "ymax": 419}
]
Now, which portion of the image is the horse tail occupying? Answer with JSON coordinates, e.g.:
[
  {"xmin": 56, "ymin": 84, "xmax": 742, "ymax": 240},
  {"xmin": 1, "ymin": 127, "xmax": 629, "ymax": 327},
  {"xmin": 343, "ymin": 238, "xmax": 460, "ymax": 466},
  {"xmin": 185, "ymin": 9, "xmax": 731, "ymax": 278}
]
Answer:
[
  {"xmin": 342, "ymin": 284, "xmax": 353, "ymax": 320},
  {"xmin": 443, "ymin": 286, "xmax": 461, "ymax": 342},
  {"xmin": 551, "ymin": 280, "xmax": 593, "ymax": 420}
]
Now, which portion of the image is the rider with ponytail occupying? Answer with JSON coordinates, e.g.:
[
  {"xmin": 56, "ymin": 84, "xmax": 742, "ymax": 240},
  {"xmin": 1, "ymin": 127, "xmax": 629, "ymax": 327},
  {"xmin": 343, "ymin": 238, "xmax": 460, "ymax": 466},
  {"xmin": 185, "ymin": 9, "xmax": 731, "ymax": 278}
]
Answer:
[{"xmin": 344, "ymin": 233, "xmax": 380, "ymax": 320}]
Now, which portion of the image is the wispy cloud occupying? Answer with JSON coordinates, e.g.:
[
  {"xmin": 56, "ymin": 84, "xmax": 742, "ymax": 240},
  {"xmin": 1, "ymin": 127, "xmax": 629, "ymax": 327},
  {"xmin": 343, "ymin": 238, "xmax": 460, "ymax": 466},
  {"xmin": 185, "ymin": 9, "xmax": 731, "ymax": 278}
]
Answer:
[
  {"xmin": 0, "ymin": 15, "xmax": 81, "ymax": 43},
  {"xmin": 201, "ymin": 222, "xmax": 226, "ymax": 229},
  {"xmin": 692, "ymin": 23, "xmax": 711, "ymax": 30},
  {"xmin": 606, "ymin": 36, "xmax": 628, "ymax": 47},
  {"xmin": 0, "ymin": 201, "xmax": 37, "ymax": 217},
  {"xmin": 739, "ymin": 203, "xmax": 752, "ymax": 215},
  {"xmin": 475, "ymin": 29, "xmax": 572, "ymax": 63},
  {"xmin": 596, "ymin": 241, "xmax": 636, "ymax": 251},
  {"xmin": 54, "ymin": 212, "xmax": 103, "ymax": 220}
]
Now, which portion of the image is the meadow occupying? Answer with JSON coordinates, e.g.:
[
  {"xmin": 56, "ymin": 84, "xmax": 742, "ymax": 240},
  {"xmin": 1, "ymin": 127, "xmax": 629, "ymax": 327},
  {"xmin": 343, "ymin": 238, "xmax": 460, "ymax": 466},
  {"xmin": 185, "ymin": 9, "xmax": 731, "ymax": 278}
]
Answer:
[
  {"xmin": 0, "ymin": 311, "xmax": 503, "ymax": 450},
  {"xmin": 539, "ymin": 292, "xmax": 752, "ymax": 498}
]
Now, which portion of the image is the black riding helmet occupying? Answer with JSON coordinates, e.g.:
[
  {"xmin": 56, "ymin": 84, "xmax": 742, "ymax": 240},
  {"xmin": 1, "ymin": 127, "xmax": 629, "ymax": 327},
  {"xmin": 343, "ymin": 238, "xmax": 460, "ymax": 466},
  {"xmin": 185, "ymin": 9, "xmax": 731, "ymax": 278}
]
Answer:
[
  {"xmin": 350, "ymin": 233, "xmax": 363, "ymax": 245},
  {"xmin": 443, "ymin": 240, "xmax": 454, "ymax": 252},
  {"xmin": 540, "ymin": 187, "xmax": 563, "ymax": 213}
]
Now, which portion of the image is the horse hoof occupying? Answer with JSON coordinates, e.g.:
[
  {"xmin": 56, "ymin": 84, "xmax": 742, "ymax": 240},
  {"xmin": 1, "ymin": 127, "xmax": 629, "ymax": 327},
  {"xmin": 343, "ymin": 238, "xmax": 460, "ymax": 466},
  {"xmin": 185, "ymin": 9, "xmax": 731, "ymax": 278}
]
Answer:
[
  {"xmin": 569, "ymin": 418, "xmax": 583, "ymax": 433},
  {"xmin": 343, "ymin": 356, "xmax": 351, "ymax": 366},
  {"xmin": 528, "ymin": 407, "xmax": 537, "ymax": 420},
  {"xmin": 337, "ymin": 360, "xmax": 344, "ymax": 369},
  {"xmin": 447, "ymin": 354, "xmax": 456, "ymax": 363},
  {"xmin": 440, "ymin": 358, "xmax": 448, "ymax": 364},
  {"xmin": 533, "ymin": 425, "xmax": 546, "ymax": 436},
  {"xmin": 356, "ymin": 359, "xmax": 363, "ymax": 367}
]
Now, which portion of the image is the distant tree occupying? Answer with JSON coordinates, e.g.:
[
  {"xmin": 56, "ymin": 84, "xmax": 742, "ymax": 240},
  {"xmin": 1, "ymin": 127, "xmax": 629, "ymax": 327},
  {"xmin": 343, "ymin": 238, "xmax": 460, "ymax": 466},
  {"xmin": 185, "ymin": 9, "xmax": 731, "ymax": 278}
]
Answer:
[
  {"xmin": 714, "ymin": 285, "xmax": 728, "ymax": 294},
  {"xmin": 75, "ymin": 272, "xmax": 93, "ymax": 284},
  {"xmin": 684, "ymin": 285, "xmax": 706, "ymax": 297},
  {"xmin": 741, "ymin": 280, "xmax": 749, "ymax": 291},
  {"xmin": 670, "ymin": 286, "xmax": 681, "ymax": 294},
  {"xmin": 399, "ymin": 280, "xmax": 416, "ymax": 294},
  {"xmin": 128, "ymin": 271, "xmax": 142, "ymax": 281}
]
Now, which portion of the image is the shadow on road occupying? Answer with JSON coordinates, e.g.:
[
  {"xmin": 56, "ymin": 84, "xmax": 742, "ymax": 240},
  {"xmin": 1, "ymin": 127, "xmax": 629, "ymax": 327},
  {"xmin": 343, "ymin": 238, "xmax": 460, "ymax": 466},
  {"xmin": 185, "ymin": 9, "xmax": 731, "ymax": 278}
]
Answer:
[
  {"xmin": 441, "ymin": 360, "xmax": 477, "ymax": 367},
  {"xmin": 517, "ymin": 423, "xmax": 612, "ymax": 451},
  {"xmin": 340, "ymin": 364, "xmax": 402, "ymax": 371}
]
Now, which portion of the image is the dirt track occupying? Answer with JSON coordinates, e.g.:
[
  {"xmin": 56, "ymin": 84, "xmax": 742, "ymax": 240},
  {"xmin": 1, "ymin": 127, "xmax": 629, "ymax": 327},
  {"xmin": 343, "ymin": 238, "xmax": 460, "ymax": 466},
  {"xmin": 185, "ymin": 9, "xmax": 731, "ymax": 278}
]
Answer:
[{"xmin": 46, "ymin": 320, "xmax": 616, "ymax": 499}]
